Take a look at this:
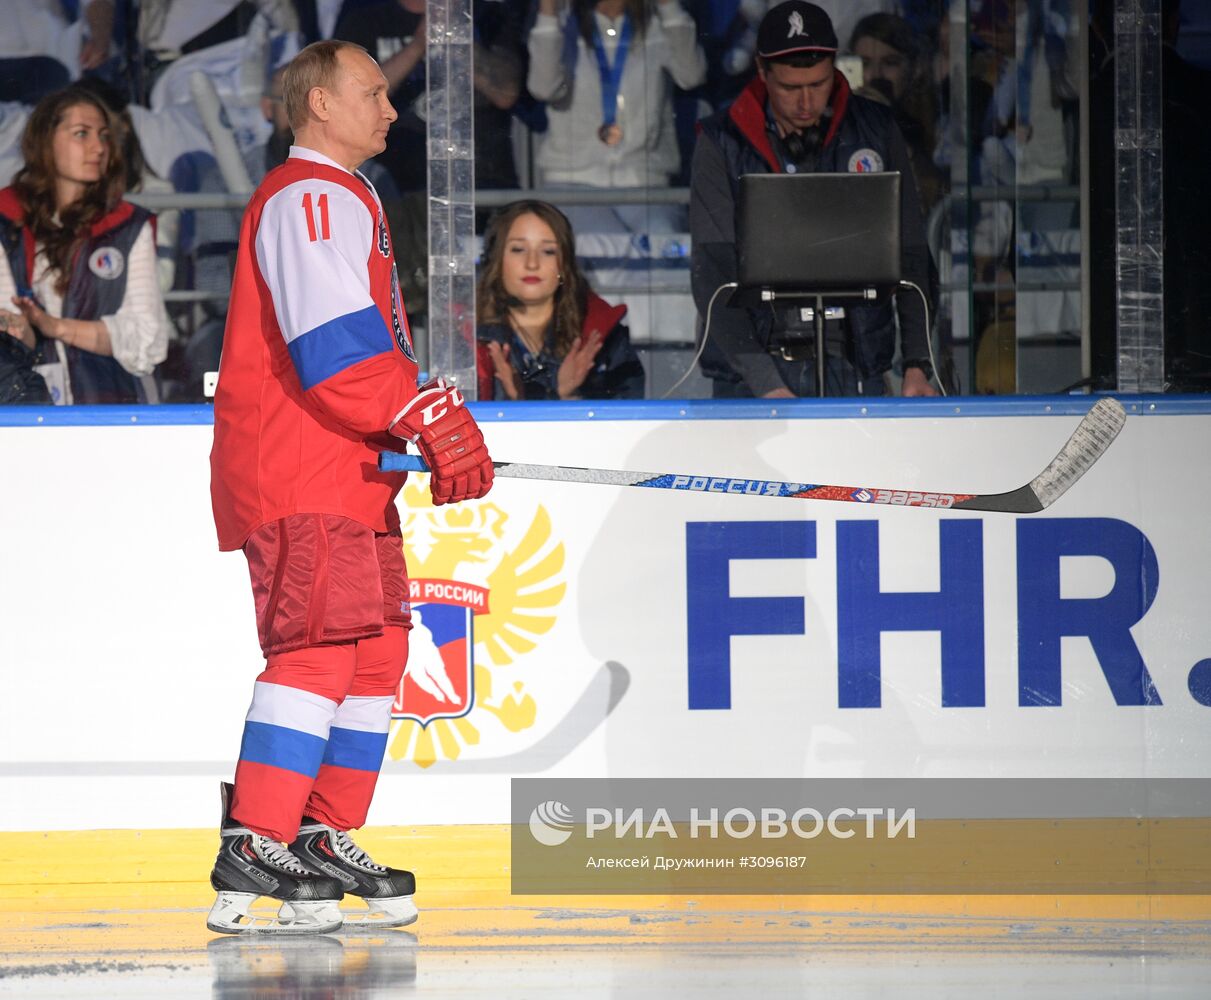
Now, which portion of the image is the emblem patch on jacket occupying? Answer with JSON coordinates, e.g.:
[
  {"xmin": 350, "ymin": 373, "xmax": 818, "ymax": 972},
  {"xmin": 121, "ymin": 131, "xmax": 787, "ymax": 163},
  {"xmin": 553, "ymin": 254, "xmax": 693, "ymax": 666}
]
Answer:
[
  {"xmin": 847, "ymin": 148, "xmax": 884, "ymax": 173},
  {"xmin": 88, "ymin": 246, "xmax": 124, "ymax": 279}
]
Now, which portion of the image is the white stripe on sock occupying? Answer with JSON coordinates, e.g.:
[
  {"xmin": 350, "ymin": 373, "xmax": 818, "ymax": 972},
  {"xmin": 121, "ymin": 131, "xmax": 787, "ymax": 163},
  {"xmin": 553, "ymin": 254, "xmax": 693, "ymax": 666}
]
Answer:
[
  {"xmin": 246, "ymin": 681, "xmax": 338, "ymax": 740},
  {"xmin": 331, "ymin": 695, "xmax": 394, "ymax": 733}
]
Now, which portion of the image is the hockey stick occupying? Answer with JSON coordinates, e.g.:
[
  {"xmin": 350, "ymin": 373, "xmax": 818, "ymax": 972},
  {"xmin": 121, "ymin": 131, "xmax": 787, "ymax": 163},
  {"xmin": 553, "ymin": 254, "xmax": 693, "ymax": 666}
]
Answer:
[{"xmin": 380, "ymin": 397, "xmax": 1126, "ymax": 514}]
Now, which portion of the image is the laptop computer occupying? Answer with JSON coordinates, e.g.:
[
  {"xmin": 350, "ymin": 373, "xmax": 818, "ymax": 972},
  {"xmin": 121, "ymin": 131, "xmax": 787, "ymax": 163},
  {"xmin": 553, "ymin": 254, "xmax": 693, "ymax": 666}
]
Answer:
[{"xmin": 736, "ymin": 172, "xmax": 902, "ymax": 295}]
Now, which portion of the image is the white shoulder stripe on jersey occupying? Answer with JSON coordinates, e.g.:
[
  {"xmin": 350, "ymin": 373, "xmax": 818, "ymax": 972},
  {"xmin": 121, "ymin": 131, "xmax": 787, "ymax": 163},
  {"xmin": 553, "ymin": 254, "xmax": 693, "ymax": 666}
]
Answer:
[{"xmin": 255, "ymin": 178, "xmax": 378, "ymax": 348}]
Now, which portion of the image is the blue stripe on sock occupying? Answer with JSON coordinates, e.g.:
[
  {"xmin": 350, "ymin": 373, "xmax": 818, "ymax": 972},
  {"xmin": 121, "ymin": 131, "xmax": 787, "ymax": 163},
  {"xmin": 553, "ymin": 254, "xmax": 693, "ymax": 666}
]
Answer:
[
  {"xmin": 322, "ymin": 726, "xmax": 389, "ymax": 772},
  {"xmin": 239, "ymin": 721, "xmax": 327, "ymax": 779},
  {"xmin": 287, "ymin": 304, "xmax": 394, "ymax": 390}
]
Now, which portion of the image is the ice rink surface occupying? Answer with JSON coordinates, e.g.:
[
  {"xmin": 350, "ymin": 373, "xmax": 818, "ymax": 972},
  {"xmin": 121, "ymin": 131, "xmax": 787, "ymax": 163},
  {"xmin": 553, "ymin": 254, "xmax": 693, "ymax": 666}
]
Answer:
[
  {"xmin": 3, "ymin": 827, "xmax": 1210, "ymax": 999},
  {"xmin": 4, "ymin": 912, "xmax": 1211, "ymax": 999},
  {"xmin": 5, "ymin": 944, "xmax": 1211, "ymax": 1000}
]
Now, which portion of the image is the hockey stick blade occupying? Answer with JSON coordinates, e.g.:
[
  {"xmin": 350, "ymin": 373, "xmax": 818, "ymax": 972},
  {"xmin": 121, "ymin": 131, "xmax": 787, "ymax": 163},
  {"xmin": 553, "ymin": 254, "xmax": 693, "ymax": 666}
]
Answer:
[
  {"xmin": 953, "ymin": 397, "xmax": 1126, "ymax": 512},
  {"xmin": 380, "ymin": 397, "xmax": 1126, "ymax": 514}
]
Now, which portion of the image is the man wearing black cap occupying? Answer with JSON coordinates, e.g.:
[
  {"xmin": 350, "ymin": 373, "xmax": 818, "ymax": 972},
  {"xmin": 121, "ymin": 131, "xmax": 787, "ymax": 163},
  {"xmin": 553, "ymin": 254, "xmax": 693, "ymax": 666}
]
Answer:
[{"xmin": 689, "ymin": 0, "xmax": 937, "ymax": 398}]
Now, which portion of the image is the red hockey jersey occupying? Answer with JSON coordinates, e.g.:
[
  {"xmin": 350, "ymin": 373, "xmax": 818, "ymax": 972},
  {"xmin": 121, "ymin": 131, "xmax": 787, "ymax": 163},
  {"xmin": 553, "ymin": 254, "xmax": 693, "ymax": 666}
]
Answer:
[{"xmin": 210, "ymin": 147, "xmax": 419, "ymax": 551}]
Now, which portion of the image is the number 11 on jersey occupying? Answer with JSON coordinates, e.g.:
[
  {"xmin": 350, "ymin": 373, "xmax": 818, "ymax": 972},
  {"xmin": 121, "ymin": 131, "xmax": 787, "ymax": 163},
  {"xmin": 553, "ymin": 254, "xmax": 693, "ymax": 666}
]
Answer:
[{"xmin": 302, "ymin": 192, "xmax": 331, "ymax": 242}]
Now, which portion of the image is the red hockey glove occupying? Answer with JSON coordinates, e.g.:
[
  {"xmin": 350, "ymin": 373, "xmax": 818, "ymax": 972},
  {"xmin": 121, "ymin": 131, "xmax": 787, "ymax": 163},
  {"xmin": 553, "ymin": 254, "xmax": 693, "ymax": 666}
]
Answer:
[{"xmin": 389, "ymin": 378, "xmax": 494, "ymax": 505}]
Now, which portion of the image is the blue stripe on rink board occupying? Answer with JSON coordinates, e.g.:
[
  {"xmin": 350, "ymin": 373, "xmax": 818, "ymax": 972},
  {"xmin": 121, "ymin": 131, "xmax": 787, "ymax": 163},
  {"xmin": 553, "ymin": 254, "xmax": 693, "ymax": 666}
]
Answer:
[
  {"xmin": 0, "ymin": 395, "xmax": 1204, "ymax": 427},
  {"xmin": 239, "ymin": 721, "xmax": 327, "ymax": 779},
  {"xmin": 286, "ymin": 304, "xmax": 395, "ymax": 390},
  {"xmin": 322, "ymin": 726, "xmax": 389, "ymax": 772}
]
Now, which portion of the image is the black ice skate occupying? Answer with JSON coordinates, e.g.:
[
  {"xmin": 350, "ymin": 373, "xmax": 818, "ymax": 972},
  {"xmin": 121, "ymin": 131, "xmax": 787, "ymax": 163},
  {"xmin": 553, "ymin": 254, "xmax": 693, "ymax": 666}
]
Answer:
[
  {"xmin": 290, "ymin": 818, "xmax": 418, "ymax": 928},
  {"xmin": 207, "ymin": 782, "xmax": 345, "ymax": 935}
]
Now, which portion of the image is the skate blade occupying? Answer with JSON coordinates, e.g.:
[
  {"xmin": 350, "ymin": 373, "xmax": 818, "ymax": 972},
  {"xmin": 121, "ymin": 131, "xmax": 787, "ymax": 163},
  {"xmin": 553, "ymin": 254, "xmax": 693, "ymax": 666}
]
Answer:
[
  {"xmin": 206, "ymin": 892, "xmax": 343, "ymax": 935},
  {"xmin": 336, "ymin": 894, "xmax": 418, "ymax": 932}
]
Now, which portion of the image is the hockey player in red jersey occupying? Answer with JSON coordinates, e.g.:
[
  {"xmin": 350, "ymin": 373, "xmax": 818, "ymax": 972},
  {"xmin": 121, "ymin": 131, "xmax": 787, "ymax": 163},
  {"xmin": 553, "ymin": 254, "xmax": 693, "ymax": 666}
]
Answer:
[{"xmin": 207, "ymin": 39, "xmax": 493, "ymax": 934}]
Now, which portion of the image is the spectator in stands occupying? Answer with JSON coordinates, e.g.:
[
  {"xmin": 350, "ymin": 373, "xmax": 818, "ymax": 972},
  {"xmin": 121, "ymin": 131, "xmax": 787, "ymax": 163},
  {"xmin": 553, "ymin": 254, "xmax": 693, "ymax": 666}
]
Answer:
[
  {"xmin": 932, "ymin": 6, "xmax": 995, "ymax": 182},
  {"xmin": 0, "ymin": 86, "xmax": 170, "ymax": 404},
  {"xmin": 136, "ymin": 0, "xmax": 298, "ymax": 94},
  {"xmin": 335, "ymin": 0, "xmax": 525, "ymax": 317},
  {"xmin": 527, "ymin": 0, "xmax": 706, "ymax": 233},
  {"xmin": 290, "ymin": 0, "xmax": 349, "ymax": 44},
  {"xmin": 476, "ymin": 199, "xmax": 645, "ymax": 400},
  {"xmin": 334, "ymin": 0, "xmax": 523, "ymax": 194},
  {"xmin": 333, "ymin": 0, "xmax": 427, "ymax": 198},
  {"xmin": 681, "ymin": 0, "xmax": 765, "ymax": 114},
  {"xmin": 255, "ymin": 64, "xmax": 296, "ymax": 176},
  {"xmin": 471, "ymin": 0, "xmax": 527, "ymax": 193},
  {"xmin": 813, "ymin": 1, "xmax": 887, "ymax": 61},
  {"xmin": 932, "ymin": 2, "xmax": 1007, "ymax": 367},
  {"xmin": 689, "ymin": 1, "xmax": 937, "ymax": 398},
  {"xmin": 976, "ymin": 0, "xmax": 1076, "ymax": 189},
  {"xmin": 0, "ymin": 0, "xmax": 116, "ymax": 105},
  {"xmin": 849, "ymin": 12, "xmax": 945, "ymax": 216},
  {"xmin": 0, "ymin": 104, "xmax": 33, "ymax": 190},
  {"xmin": 73, "ymin": 77, "xmax": 180, "ymax": 293}
]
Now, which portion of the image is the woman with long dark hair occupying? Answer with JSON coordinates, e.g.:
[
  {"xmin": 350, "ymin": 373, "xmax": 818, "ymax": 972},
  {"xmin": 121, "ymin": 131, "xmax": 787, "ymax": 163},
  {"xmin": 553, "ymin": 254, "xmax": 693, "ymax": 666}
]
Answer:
[
  {"xmin": 0, "ymin": 85, "xmax": 169, "ymax": 404},
  {"xmin": 476, "ymin": 200, "xmax": 645, "ymax": 400}
]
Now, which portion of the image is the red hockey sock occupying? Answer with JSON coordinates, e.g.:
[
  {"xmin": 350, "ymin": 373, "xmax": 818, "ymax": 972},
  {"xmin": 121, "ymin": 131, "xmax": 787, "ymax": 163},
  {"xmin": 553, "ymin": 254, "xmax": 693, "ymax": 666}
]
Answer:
[
  {"xmin": 304, "ymin": 626, "xmax": 409, "ymax": 830},
  {"xmin": 230, "ymin": 644, "xmax": 357, "ymax": 841}
]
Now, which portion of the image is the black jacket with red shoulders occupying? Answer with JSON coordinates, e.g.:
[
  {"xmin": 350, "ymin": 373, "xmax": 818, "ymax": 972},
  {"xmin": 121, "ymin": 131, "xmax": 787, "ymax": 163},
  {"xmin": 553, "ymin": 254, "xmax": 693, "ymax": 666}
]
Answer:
[
  {"xmin": 476, "ymin": 292, "xmax": 645, "ymax": 401},
  {"xmin": 689, "ymin": 72, "xmax": 935, "ymax": 393},
  {"xmin": 0, "ymin": 186, "xmax": 154, "ymax": 404}
]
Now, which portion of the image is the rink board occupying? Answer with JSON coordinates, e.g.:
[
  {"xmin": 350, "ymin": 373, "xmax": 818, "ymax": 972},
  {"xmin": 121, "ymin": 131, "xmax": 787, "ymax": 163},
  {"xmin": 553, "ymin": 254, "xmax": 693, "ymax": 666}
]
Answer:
[{"xmin": 1, "ymin": 397, "xmax": 1209, "ymax": 832}]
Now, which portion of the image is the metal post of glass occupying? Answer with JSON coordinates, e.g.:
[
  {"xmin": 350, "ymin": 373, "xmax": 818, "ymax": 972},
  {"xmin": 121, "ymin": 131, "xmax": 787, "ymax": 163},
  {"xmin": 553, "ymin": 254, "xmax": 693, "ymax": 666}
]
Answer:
[
  {"xmin": 949, "ymin": 1, "xmax": 971, "ymax": 389},
  {"xmin": 1113, "ymin": 0, "xmax": 1164, "ymax": 392},
  {"xmin": 426, "ymin": 0, "xmax": 478, "ymax": 394}
]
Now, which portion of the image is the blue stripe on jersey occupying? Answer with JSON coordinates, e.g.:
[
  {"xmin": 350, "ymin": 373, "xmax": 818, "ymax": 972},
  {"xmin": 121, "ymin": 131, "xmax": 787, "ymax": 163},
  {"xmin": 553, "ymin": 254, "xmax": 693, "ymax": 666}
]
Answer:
[
  {"xmin": 239, "ymin": 720, "xmax": 327, "ymax": 779},
  {"xmin": 287, "ymin": 304, "xmax": 394, "ymax": 390},
  {"xmin": 321, "ymin": 725, "xmax": 389, "ymax": 772}
]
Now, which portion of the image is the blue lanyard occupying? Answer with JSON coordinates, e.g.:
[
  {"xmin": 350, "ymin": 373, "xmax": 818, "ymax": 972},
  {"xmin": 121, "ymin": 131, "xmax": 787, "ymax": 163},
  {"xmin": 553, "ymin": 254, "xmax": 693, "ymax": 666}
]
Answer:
[{"xmin": 591, "ymin": 14, "xmax": 633, "ymax": 126}]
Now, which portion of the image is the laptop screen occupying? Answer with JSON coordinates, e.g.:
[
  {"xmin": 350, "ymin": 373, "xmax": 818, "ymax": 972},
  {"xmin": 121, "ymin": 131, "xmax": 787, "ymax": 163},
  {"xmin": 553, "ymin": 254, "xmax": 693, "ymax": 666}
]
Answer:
[{"xmin": 737, "ymin": 172, "xmax": 902, "ymax": 293}]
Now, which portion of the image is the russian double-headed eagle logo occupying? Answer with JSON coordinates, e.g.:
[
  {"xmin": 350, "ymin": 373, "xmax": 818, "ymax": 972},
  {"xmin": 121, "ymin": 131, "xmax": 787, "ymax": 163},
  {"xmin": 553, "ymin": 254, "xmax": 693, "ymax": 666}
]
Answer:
[{"xmin": 388, "ymin": 478, "xmax": 566, "ymax": 768}]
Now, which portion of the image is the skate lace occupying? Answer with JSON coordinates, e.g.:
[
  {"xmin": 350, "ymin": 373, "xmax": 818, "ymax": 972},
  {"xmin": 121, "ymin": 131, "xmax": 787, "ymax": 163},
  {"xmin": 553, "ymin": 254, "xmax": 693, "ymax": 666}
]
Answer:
[
  {"xmin": 254, "ymin": 835, "xmax": 312, "ymax": 875},
  {"xmin": 332, "ymin": 830, "xmax": 388, "ymax": 873}
]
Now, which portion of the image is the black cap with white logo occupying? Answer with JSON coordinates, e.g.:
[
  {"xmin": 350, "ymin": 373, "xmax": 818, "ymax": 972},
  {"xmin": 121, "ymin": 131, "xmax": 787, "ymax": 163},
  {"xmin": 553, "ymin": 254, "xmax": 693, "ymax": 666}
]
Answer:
[{"xmin": 757, "ymin": 0, "xmax": 839, "ymax": 59}]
